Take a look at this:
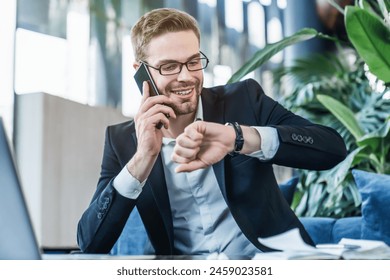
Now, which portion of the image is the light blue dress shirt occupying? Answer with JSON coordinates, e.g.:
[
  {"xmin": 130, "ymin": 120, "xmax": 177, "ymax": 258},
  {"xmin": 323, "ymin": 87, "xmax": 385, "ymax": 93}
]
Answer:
[{"xmin": 113, "ymin": 98, "xmax": 279, "ymax": 256}]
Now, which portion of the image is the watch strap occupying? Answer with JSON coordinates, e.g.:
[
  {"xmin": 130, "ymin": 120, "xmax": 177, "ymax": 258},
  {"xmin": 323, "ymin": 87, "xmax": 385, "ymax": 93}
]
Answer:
[{"xmin": 225, "ymin": 122, "xmax": 244, "ymax": 156}]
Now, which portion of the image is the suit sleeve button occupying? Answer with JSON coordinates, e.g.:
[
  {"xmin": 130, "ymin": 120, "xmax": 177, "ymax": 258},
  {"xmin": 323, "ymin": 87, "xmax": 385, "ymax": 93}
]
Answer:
[{"xmin": 292, "ymin": 133, "xmax": 298, "ymax": 141}]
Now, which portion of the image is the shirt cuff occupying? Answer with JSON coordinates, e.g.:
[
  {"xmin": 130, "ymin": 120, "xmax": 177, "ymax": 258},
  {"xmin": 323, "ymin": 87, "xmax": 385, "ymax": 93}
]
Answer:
[
  {"xmin": 113, "ymin": 166, "xmax": 145, "ymax": 199},
  {"xmin": 249, "ymin": 127, "xmax": 279, "ymax": 160}
]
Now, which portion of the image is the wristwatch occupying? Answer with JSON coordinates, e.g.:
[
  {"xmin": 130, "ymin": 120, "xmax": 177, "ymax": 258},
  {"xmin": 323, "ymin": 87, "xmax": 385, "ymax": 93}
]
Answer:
[{"xmin": 225, "ymin": 122, "xmax": 244, "ymax": 156}]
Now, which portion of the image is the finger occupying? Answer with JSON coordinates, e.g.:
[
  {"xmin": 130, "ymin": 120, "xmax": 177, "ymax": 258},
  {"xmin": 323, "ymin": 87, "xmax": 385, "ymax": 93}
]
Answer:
[
  {"xmin": 172, "ymin": 146, "xmax": 200, "ymax": 162},
  {"xmin": 185, "ymin": 129, "xmax": 203, "ymax": 143},
  {"xmin": 178, "ymin": 126, "xmax": 203, "ymax": 148},
  {"xmin": 175, "ymin": 134, "xmax": 201, "ymax": 149},
  {"xmin": 185, "ymin": 121, "xmax": 206, "ymax": 137},
  {"xmin": 171, "ymin": 154, "xmax": 191, "ymax": 164},
  {"xmin": 155, "ymin": 112, "xmax": 172, "ymax": 129},
  {"xmin": 138, "ymin": 103, "xmax": 175, "ymax": 125},
  {"xmin": 175, "ymin": 160, "xmax": 206, "ymax": 173},
  {"xmin": 155, "ymin": 104, "xmax": 176, "ymax": 120},
  {"xmin": 141, "ymin": 81, "xmax": 151, "ymax": 100},
  {"xmin": 136, "ymin": 82, "xmax": 152, "ymax": 118},
  {"xmin": 140, "ymin": 98, "xmax": 177, "ymax": 121}
]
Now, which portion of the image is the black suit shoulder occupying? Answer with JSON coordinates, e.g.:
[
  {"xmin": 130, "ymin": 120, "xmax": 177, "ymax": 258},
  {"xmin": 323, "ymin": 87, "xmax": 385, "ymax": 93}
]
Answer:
[
  {"xmin": 107, "ymin": 119, "xmax": 135, "ymax": 138},
  {"xmin": 204, "ymin": 78, "xmax": 264, "ymax": 100},
  {"xmin": 202, "ymin": 78, "xmax": 295, "ymax": 127}
]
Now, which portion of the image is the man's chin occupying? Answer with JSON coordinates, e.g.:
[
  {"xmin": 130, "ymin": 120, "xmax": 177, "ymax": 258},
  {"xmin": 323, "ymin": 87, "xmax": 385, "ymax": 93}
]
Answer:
[{"xmin": 172, "ymin": 104, "xmax": 197, "ymax": 116}]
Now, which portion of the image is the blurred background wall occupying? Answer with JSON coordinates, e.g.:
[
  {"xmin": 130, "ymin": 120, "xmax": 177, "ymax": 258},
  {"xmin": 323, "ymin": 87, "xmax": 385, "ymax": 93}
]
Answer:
[{"xmin": 1, "ymin": 0, "xmax": 334, "ymax": 130}]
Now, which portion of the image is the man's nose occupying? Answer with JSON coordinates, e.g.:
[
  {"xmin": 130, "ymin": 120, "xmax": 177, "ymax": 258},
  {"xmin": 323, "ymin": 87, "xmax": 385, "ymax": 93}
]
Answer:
[{"xmin": 176, "ymin": 65, "xmax": 192, "ymax": 81}]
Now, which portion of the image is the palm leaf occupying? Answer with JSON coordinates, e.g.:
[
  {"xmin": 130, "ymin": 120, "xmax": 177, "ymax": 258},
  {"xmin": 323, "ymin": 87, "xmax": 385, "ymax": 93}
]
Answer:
[
  {"xmin": 227, "ymin": 28, "xmax": 334, "ymax": 83},
  {"xmin": 317, "ymin": 94, "xmax": 365, "ymax": 139}
]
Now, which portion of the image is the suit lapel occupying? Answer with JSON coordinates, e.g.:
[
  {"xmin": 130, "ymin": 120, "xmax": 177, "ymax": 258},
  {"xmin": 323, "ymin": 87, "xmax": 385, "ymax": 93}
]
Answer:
[
  {"xmin": 131, "ymin": 130, "xmax": 174, "ymax": 248},
  {"xmin": 147, "ymin": 154, "xmax": 173, "ymax": 236}
]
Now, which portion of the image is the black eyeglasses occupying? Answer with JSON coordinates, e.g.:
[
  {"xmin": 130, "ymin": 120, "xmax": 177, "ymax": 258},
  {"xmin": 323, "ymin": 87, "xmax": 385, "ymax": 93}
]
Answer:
[{"xmin": 142, "ymin": 51, "xmax": 209, "ymax": 76}]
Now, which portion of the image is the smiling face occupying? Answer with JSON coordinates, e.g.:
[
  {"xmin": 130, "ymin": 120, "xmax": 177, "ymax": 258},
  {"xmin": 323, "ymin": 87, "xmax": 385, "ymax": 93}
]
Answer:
[{"xmin": 142, "ymin": 30, "xmax": 203, "ymax": 117}]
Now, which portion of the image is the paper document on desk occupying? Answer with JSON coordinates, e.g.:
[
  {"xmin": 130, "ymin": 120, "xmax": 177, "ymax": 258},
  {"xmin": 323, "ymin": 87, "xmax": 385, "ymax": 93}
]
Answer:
[
  {"xmin": 253, "ymin": 228, "xmax": 345, "ymax": 260},
  {"xmin": 253, "ymin": 228, "xmax": 390, "ymax": 260},
  {"xmin": 339, "ymin": 238, "xmax": 390, "ymax": 259},
  {"xmin": 253, "ymin": 228, "xmax": 343, "ymax": 260}
]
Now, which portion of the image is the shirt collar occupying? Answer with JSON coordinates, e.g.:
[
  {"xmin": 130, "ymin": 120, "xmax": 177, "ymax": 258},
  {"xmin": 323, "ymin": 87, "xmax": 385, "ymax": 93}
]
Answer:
[{"xmin": 195, "ymin": 96, "xmax": 203, "ymax": 121}]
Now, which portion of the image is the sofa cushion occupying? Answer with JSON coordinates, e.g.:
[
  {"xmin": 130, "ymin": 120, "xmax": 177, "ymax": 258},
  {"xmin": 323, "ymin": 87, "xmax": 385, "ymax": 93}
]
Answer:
[
  {"xmin": 300, "ymin": 216, "xmax": 362, "ymax": 245},
  {"xmin": 279, "ymin": 176, "xmax": 298, "ymax": 206},
  {"xmin": 332, "ymin": 216, "xmax": 362, "ymax": 243},
  {"xmin": 352, "ymin": 169, "xmax": 390, "ymax": 245},
  {"xmin": 300, "ymin": 217, "xmax": 336, "ymax": 245}
]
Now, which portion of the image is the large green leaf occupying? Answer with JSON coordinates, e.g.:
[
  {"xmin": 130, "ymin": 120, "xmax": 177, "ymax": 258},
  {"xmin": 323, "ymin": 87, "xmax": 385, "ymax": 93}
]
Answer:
[
  {"xmin": 358, "ymin": 119, "xmax": 390, "ymax": 150},
  {"xmin": 345, "ymin": 6, "xmax": 390, "ymax": 83},
  {"xmin": 317, "ymin": 94, "xmax": 365, "ymax": 139},
  {"xmin": 227, "ymin": 28, "xmax": 327, "ymax": 83},
  {"xmin": 324, "ymin": 147, "xmax": 363, "ymax": 188}
]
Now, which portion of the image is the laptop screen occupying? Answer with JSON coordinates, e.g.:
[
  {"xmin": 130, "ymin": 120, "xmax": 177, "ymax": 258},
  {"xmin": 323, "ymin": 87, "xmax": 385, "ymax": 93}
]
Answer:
[{"xmin": 0, "ymin": 117, "xmax": 41, "ymax": 260}]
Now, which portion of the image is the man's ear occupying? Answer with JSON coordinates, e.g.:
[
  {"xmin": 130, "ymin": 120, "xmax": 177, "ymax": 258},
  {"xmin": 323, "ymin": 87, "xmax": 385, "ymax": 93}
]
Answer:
[{"xmin": 133, "ymin": 62, "xmax": 139, "ymax": 70}]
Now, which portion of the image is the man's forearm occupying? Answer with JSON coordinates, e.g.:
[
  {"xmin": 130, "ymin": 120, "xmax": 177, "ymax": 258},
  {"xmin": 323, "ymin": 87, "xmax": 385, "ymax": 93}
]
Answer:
[
  {"xmin": 240, "ymin": 126, "xmax": 262, "ymax": 155},
  {"xmin": 127, "ymin": 152, "xmax": 158, "ymax": 183}
]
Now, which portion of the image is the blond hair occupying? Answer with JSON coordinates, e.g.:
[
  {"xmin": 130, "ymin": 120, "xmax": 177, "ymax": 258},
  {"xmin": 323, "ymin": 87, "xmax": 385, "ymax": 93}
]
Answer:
[{"xmin": 131, "ymin": 8, "xmax": 201, "ymax": 62}]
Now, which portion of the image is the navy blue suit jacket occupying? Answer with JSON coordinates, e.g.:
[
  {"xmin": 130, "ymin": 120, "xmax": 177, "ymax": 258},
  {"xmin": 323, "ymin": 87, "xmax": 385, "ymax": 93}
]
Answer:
[{"xmin": 77, "ymin": 79, "xmax": 347, "ymax": 254}]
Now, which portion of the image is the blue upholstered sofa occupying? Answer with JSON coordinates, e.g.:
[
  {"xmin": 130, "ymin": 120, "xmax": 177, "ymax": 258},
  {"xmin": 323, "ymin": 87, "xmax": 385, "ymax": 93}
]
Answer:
[
  {"xmin": 110, "ymin": 169, "xmax": 390, "ymax": 255},
  {"xmin": 300, "ymin": 170, "xmax": 390, "ymax": 246}
]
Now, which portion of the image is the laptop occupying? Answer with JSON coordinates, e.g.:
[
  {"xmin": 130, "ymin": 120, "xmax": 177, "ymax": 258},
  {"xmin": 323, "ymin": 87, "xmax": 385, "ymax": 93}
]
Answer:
[{"xmin": 0, "ymin": 116, "xmax": 42, "ymax": 260}]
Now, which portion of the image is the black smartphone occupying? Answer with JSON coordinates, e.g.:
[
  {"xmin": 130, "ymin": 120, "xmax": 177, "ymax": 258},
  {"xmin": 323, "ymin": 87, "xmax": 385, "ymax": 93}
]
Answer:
[
  {"xmin": 134, "ymin": 62, "xmax": 160, "ymax": 96},
  {"xmin": 134, "ymin": 62, "xmax": 164, "ymax": 129}
]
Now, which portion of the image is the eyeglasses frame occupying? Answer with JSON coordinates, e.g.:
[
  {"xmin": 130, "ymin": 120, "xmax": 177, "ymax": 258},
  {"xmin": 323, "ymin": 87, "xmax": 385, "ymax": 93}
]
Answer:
[{"xmin": 141, "ymin": 51, "xmax": 209, "ymax": 76}]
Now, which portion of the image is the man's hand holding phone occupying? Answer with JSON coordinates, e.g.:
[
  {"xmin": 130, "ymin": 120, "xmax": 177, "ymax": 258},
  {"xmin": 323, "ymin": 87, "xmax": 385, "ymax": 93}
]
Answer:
[
  {"xmin": 136, "ymin": 81, "xmax": 175, "ymax": 131},
  {"xmin": 131, "ymin": 62, "xmax": 175, "ymax": 181},
  {"xmin": 129, "ymin": 81, "xmax": 176, "ymax": 182},
  {"xmin": 134, "ymin": 62, "xmax": 171, "ymax": 129}
]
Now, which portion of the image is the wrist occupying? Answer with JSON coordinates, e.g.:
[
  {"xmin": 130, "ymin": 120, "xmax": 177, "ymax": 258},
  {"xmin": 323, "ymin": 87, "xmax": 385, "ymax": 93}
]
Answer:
[
  {"xmin": 127, "ymin": 152, "xmax": 157, "ymax": 182},
  {"xmin": 241, "ymin": 126, "xmax": 262, "ymax": 154}
]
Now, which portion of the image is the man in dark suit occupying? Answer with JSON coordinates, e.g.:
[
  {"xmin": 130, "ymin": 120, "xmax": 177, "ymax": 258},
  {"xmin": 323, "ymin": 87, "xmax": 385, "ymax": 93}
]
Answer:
[{"xmin": 77, "ymin": 8, "xmax": 347, "ymax": 257}]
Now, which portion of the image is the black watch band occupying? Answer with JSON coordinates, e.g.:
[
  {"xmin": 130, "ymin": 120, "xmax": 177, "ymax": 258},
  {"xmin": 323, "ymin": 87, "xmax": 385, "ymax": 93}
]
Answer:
[{"xmin": 225, "ymin": 122, "xmax": 244, "ymax": 156}]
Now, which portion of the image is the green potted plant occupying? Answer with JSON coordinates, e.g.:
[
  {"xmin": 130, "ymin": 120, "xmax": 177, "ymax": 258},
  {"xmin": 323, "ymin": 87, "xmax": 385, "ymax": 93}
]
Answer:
[
  {"xmin": 273, "ymin": 50, "xmax": 390, "ymax": 217},
  {"xmin": 228, "ymin": 0, "xmax": 390, "ymax": 84},
  {"xmin": 228, "ymin": 0, "xmax": 390, "ymax": 217}
]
